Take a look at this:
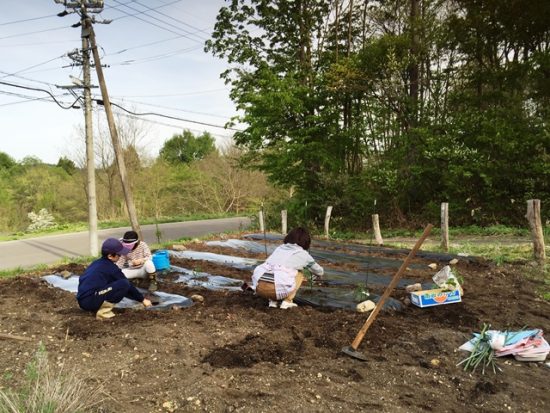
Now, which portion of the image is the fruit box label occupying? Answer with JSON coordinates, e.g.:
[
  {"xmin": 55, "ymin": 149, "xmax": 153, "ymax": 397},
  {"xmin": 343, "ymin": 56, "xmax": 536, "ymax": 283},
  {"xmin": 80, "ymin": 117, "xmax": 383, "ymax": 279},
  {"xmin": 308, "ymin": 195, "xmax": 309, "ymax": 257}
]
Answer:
[{"xmin": 410, "ymin": 288, "xmax": 461, "ymax": 308}]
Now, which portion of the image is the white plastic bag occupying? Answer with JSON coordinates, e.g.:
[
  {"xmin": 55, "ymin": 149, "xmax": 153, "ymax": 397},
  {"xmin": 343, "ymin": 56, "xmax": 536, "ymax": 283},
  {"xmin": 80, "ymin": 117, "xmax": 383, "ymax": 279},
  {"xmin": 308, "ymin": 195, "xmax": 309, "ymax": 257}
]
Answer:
[{"xmin": 432, "ymin": 265, "xmax": 462, "ymax": 294}]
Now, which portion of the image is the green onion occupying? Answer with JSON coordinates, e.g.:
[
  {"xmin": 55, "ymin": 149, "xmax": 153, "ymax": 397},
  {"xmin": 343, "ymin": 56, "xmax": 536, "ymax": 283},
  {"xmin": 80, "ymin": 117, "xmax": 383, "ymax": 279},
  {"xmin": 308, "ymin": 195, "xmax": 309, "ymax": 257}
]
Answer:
[{"xmin": 457, "ymin": 323, "xmax": 502, "ymax": 374}]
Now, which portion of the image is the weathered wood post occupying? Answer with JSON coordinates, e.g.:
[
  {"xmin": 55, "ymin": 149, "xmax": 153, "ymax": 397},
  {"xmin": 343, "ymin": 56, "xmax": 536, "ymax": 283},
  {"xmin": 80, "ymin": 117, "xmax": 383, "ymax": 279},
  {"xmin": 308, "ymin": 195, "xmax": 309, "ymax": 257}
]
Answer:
[
  {"xmin": 324, "ymin": 206, "xmax": 333, "ymax": 239},
  {"xmin": 281, "ymin": 210, "xmax": 287, "ymax": 235},
  {"xmin": 258, "ymin": 209, "xmax": 265, "ymax": 233},
  {"xmin": 372, "ymin": 214, "xmax": 384, "ymax": 245},
  {"xmin": 441, "ymin": 202, "xmax": 449, "ymax": 252},
  {"xmin": 526, "ymin": 199, "xmax": 546, "ymax": 264}
]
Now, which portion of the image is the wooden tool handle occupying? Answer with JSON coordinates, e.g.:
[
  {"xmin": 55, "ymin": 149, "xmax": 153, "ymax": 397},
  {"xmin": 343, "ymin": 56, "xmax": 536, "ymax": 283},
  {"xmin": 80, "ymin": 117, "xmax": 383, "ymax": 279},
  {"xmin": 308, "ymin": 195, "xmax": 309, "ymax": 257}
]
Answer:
[{"xmin": 350, "ymin": 224, "xmax": 433, "ymax": 350}]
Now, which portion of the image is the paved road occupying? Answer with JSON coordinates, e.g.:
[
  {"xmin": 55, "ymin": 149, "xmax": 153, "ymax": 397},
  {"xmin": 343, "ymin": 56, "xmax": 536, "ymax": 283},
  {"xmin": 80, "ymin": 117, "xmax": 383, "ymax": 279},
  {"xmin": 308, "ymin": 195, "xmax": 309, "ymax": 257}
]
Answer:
[{"xmin": 0, "ymin": 217, "xmax": 251, "ymax": 271}]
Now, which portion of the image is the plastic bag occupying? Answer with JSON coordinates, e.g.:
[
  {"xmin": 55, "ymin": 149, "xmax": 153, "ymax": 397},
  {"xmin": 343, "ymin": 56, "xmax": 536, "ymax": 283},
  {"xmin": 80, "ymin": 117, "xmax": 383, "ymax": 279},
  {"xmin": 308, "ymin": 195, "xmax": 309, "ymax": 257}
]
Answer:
[{"xmin": 432, "ymin": 265, "xmax": 462, "ymax": 294}]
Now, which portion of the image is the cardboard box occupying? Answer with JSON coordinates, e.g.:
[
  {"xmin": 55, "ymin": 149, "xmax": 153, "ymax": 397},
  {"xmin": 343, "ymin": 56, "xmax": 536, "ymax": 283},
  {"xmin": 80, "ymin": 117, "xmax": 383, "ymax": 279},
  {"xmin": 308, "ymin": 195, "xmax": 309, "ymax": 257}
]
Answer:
[{"xmin": 410, "ymin": 288, "xmax": 461, "ymax": 308}]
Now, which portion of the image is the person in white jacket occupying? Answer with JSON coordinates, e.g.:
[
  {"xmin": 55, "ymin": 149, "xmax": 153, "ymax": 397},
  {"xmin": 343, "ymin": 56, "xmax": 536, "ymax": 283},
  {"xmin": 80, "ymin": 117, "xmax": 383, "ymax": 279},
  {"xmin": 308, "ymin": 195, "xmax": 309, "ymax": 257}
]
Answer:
[{"xmin": 251, "ymin": 227, "xmax": 323, "ymax": 309}]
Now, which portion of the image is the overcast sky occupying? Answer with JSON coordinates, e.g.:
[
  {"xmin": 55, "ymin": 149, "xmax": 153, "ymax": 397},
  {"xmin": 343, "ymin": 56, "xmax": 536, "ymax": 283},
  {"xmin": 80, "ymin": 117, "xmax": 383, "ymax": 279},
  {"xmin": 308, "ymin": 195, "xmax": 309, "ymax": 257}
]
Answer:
[{"xmin": 0, "ymin": 0, "xmax": 238, "ymax": 164}]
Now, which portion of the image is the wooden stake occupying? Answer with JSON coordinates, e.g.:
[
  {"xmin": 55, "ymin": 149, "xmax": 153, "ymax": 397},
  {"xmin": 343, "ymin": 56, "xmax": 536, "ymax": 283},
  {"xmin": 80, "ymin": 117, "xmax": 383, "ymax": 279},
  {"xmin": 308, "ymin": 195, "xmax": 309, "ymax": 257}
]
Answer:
[
  {"xmin": 324, "ymin": 206, "xmax": 333, "ymax": 239},
  {"xmin": 441, "ymin": 202, "xmax": 449, "ymax": 252},
  {"xmin": 0, "ymin": 333, "xmax": 33, "ymax": 342},
  {"xmin": 372, "ymin": 214, "xmax": 384, "ymax": 245},
  {"xmin": 281, "ymin": 210, "xmax": 287, "ymax": 235},
  {"xmin": 258, "ymin": 210, "xmax": 265, "ymax": 233},
  {"xmin": 526, "ymin": 199, "xmax": 546, "ymax": 264}
]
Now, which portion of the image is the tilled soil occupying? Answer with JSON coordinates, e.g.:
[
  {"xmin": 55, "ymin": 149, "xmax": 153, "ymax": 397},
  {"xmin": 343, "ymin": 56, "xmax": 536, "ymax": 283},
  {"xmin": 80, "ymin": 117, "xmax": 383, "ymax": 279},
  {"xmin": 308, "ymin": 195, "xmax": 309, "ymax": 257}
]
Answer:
[{"xmin": 0, "ymin": 239, "xmax": 549, "ymax": 413}]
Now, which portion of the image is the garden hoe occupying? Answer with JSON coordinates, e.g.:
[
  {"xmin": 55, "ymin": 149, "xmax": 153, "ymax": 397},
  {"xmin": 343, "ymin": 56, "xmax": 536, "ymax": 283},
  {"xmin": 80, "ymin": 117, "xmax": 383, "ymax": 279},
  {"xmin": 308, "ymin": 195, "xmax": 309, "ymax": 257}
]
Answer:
[{"xmin": 342, "ymin": 224, "xmax": 433, "ymax": 361}]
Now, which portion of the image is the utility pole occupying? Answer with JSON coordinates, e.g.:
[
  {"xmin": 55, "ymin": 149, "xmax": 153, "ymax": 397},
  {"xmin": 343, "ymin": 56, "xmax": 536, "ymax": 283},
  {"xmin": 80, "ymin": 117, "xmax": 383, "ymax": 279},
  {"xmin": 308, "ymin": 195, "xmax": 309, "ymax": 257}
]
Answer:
[
  {"xmin": 55, "ymin": 0, "xmax": 143, "ymax": 240},
  {"xmin": 87, "ymin": 24, "xmax": 142, "ymax": 239},
  {"xmin": 56, "ymin": 1, "xmax": 102, "ymax": 256},
  {"xmin": 81, "ymin": 7, "xmax": 98, "ymax": 256}
]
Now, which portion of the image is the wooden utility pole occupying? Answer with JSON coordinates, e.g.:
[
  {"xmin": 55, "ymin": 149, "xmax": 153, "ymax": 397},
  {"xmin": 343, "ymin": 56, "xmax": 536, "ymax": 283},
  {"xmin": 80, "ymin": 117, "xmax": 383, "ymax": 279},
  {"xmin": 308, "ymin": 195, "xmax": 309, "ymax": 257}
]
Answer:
[
  {"xmin": 87, "ymin": 24, "xmax": 142, "ymax": 238},
  {"xmin": 81, "ymin": 11, "xmax": 98, "ymax": 256},
  {"xmin": 526, "ymin": 199, "xmax": 546, "ymax": 264},
  {"xmin": 56, "ymin": 0, "xmax": 103, "ymax": 255}
]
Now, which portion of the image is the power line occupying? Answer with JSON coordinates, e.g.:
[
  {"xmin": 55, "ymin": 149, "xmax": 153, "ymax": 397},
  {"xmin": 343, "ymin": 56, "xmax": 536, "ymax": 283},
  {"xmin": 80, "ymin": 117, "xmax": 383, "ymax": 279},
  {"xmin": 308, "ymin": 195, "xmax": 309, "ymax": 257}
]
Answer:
[
  {"xmin": 95, "ymin": 99, "xmax": 242, "ymax": 131},
  {"xmin": 132, "ymin": 0, "xmax": 210, "ymax": 41},
  {"xmin": 0, "ymin": 89, "xmax": 70, "ymax": 107},
  {"xmin": 109, "ymin": 88, "xmax": 228, "ymax": 98},
  {"xmin": 104, "ymin": 96, "xmax": 233, "ymax": 120},
  {"xmin": 99, "ymin": 108, "xmax": 235, "ymax": 140},
  {"xmin": 109, "ymin": 45, "xmax": 201, "ymax": 66},
  {"xmin": 0, "ymin": 54, "xmax": 66, "ymax": 79},
  {"xmin": 0, "ymin": 80, "xmax": 80, "ymax": 109},
  {"xmin": 0, "ymin": 25, "xmax": 69, "ymax": 41},
  {"xmin": 0, "ymin": 39, "xmax": 75, "ymax": 48},
  {"xmin": 106, "ymin": 35, "xmax": 182, "ymax": 56},
  {"xmin": 0, "ymin": 14, "xmax": 57, "ymax": 26},
  {"xmin": 0, "ymin": 70, "xmax": 58, "ymax": 87},
  {"xmin": 110, "ymin": 0, "xmax": 205, "ymax": 44}
]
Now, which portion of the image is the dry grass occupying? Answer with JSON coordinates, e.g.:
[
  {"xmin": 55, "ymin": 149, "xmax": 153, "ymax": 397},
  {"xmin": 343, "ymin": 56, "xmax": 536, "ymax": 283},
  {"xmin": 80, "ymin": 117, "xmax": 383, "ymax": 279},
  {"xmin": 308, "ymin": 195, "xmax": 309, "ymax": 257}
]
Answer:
[{"xmin": 0, "ymin": 344, "xmax": 105, "ymax": 413}]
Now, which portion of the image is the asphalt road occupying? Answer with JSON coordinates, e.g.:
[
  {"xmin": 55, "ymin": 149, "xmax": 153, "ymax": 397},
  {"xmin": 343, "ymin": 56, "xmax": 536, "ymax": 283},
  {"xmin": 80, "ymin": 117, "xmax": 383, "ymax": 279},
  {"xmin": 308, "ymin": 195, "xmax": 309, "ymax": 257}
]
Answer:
[{"xmin": 0, "ymin": 217, "xmax": 251, "ymax": 271}]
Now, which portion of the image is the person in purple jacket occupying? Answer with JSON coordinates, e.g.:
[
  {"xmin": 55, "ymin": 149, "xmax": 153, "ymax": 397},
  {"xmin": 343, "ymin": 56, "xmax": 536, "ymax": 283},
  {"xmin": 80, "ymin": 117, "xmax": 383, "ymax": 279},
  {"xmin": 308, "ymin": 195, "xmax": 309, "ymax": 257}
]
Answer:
[{"xmin": 77, "ymin": 238, "xmax": 152, "ymax": 320}]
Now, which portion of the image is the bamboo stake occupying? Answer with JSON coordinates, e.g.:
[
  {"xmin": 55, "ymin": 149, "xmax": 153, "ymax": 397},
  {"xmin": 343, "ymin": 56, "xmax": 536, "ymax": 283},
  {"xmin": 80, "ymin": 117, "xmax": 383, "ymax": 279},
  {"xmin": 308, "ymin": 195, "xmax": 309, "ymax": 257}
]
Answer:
[{"xmin": 349, "ymin": 224, "xmax": 433, "ymax": 351}]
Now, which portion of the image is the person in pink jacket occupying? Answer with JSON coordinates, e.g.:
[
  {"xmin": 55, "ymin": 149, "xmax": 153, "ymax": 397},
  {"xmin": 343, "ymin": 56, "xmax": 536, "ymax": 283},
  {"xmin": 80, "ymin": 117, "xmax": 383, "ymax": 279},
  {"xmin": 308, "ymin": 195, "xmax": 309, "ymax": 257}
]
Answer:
[{"xmin": 251, "ymin": 227, "xmax": 323, "ymax": 309}]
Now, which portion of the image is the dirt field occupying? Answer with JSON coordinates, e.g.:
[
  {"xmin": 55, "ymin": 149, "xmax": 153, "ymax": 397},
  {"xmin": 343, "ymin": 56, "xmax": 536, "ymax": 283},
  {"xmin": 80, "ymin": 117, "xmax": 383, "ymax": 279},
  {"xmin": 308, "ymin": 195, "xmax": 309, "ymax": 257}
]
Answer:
[{"xmin": 1, "ymin": 236, "xmax": 549, "ymax": 412}]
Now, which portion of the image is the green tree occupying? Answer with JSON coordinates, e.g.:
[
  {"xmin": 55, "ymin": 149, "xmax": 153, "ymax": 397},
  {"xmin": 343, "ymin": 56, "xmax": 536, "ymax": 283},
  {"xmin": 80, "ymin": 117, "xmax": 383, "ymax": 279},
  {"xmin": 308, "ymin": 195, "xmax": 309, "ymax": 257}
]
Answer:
[
  {"xmin": 159, "ymin": 130, "xmax": 216, "ymax": 165},
  {"xmin": 56, "ymin": 156, "xmax": 77, "ymax": 175},
  {"xmin": 0, "ymin": 152, "xmax": 16, "ymax": 170}
]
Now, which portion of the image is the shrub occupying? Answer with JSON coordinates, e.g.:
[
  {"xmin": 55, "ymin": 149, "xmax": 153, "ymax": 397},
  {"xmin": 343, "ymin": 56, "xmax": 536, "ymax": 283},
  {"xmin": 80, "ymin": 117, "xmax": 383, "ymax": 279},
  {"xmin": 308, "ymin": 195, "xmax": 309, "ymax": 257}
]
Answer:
[{"xmin": 27, "ymin": 209, "xmax": 56, "ymax": 232}]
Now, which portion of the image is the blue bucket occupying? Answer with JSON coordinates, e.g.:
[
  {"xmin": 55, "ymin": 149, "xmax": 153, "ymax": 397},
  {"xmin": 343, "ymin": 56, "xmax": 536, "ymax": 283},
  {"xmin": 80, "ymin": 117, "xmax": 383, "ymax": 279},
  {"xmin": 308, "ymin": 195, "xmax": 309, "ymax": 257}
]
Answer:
[{"xmin": 152, "ymin": 250, "xmax": 170, "ymax": 271}]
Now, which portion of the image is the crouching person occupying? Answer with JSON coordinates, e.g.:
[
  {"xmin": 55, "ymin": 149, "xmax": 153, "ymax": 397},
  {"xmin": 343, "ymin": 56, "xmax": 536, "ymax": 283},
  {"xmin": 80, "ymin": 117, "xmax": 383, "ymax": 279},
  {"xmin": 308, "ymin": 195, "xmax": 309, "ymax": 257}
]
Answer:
[
  {"xmin": 251, "ymin": 227, "xmax": 323, "ymax": 309},
  {"xmin": 77, "ymin": 238, "xmax": 152, "ymax": 320},
  {"xmin": 116, "ymin": 231, "xmax": 158, "ymax": 292}
]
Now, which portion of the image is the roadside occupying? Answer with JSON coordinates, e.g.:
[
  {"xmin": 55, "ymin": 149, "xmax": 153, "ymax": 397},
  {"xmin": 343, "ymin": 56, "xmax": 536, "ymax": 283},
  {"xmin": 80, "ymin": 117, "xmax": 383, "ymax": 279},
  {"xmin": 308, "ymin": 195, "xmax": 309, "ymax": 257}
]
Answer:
[{"xmin": 0, "ymin": 217, "xmax": 250, "ymax": 272}]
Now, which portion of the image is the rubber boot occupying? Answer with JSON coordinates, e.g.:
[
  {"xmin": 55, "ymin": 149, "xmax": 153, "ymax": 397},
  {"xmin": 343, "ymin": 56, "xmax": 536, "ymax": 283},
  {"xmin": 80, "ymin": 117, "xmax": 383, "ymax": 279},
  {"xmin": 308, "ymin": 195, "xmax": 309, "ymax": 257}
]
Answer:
[
  {"xmin": 147, "ymin": 272, "xmax": 158, "ymax": 292},
  {"xmin": 95, "ymin": 301, "xmax": 115, "ymax": 320}
]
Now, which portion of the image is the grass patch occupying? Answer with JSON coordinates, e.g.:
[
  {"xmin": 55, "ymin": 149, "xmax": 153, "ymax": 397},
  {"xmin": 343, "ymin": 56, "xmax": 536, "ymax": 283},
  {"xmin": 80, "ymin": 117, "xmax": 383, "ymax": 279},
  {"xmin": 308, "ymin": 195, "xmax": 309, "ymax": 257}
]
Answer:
[
  {"xmin": 0, "ymin": 256, "xmax": 96, "ymax": 279},
  {"xmin": 0, "ymin": 344, "xmax": 105, "ymax": 412},
  {"xmin": 0, "ymin": 212, "xmax": 238, "ymax": 242}
]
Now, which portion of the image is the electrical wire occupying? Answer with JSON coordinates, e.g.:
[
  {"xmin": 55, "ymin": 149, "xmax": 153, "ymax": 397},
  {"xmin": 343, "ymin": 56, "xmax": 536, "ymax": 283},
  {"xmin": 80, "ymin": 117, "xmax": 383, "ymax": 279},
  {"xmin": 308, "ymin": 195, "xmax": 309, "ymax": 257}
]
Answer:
[
  {"xmin": 0, "ymin": 89, "xmax": 70, "ymax": 107},
  {"xmin": 0, "ymin": 39, "xmax": 75, "ymax": 48},
  {"xmin": 95, "ymin": 99, "xmax": 242, "ymax": 131},
  {"xmin": 97, "ymin": 107, "xmax": 235, "ymax": 140},
  {"xmin": 109, "ymin": 88, "xmax": 228, "ymax": 98},
  {"xmin": 0, "ymin": 14, "xmax": 57, "ymax": 26},
  {"xmin": 0, "ymin": 80, "xmax": 80, "ymax": 109},
  {"xmin": 0, "ymin": 54, "xmax": 66, "ymax": 79},
  {"xmin": 0, "ymin": 71, "xmax": 57, "ymax": 87},
  {"xmin": 109, "ymin": 45, "xmax": 201, "ymax": 66},
  {"xmin": 103, "ymin": 96, "xmax": 233, "ymax": 120},
  {"xmin": 132, "ymin": 0, "xmax": 210, "ymax": 41},
  {"xmin": 110, "ymin": 0, "xmax": 205, "ymax": 44},
  {"xmin": 0, "ymin": 25, "xmax": 70, "ymax": 41},
  {"xmin": 94, "ymin": 95, "xmax": 230, "ymax": 119},
  {"xmin": 106, "ymin": 35, "xmax": 182, "ymax": 56},
  {"xmin": 112, "ymin": 0, "xmax": 198, "ymax": 39}
]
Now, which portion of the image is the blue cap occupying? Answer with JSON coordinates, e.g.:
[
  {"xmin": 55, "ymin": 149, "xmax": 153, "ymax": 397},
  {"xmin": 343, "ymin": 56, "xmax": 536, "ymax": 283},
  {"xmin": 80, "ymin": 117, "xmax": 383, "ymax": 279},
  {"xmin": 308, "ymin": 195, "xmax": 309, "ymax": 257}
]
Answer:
[{"xmin": 101, "ymin": 238, "xmax": 130, "ymax": 256}]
